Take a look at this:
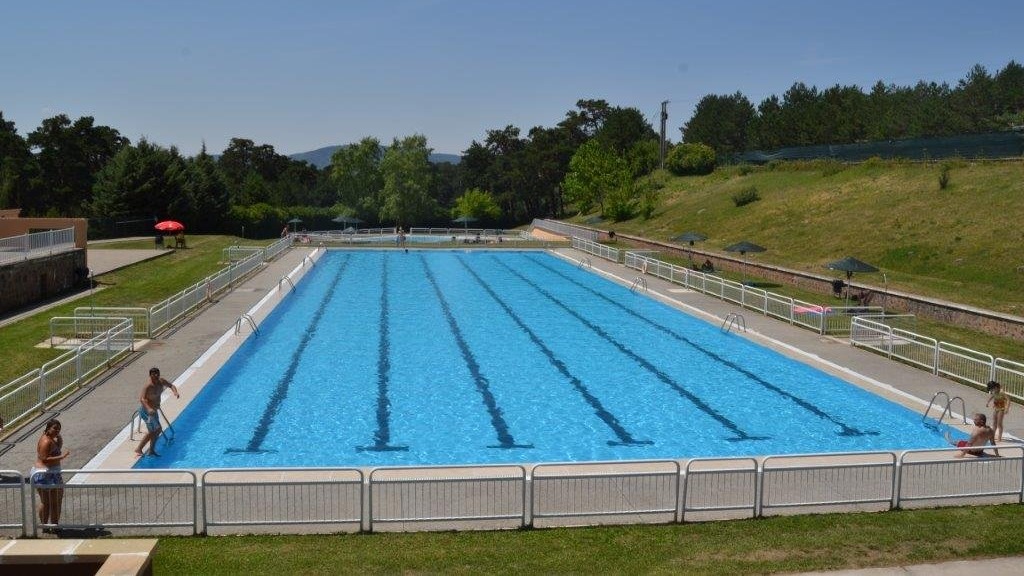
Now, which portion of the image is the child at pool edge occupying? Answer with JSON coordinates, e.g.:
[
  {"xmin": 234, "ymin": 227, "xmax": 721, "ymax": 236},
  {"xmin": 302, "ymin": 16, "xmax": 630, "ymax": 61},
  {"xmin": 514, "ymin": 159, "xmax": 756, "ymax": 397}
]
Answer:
[{"xmin": 986, "ymin": 380, "xmax": 1010, "ymax": 443}]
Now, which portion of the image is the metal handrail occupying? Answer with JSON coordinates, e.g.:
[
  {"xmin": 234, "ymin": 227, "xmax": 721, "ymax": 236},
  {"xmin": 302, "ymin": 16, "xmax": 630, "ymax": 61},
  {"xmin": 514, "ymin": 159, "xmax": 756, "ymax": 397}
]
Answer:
[
  {"xmin": 721, "ymin": 313, "xmax": 747, "ymax": 333},
  {"xmin": 235, "ymin": 313, "xmax": 259, "ymax": 337},
  {"xmin": 629, "ymin": 276, "xmax": 647, "ymax": 293}
]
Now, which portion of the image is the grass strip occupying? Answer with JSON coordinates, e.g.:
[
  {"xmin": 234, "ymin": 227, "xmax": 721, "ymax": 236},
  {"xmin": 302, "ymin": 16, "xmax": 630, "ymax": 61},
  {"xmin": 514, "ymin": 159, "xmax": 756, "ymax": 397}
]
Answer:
[{"xmin": 153, "ymin": 504, "xmax": 1024, "ymax": 575}]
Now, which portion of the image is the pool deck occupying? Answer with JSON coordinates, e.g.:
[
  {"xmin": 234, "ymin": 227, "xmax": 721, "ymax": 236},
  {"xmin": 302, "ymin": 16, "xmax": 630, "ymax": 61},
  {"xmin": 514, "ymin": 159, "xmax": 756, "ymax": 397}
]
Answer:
[
  {"xmin": 4, "ymin": 243, "xmax": 1021, "ymax": 470},
  {"xmin": 2, "ymin": 245, "xmax": 1021, "ymax": 551}
]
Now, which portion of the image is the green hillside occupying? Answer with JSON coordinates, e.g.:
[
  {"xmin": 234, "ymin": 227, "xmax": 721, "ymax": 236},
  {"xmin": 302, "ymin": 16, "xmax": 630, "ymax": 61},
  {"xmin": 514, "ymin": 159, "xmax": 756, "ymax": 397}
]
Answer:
[{"xmin": 578, "ymin": 159, "xmax": 1024, "ymax": 316}]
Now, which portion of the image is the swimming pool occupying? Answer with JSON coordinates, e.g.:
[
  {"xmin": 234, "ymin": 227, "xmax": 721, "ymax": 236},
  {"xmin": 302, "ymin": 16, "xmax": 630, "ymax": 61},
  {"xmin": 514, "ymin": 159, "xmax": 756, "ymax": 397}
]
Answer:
[{"xmin": 138, "ymin": 250, "xmax": 957, "ymax": 469}]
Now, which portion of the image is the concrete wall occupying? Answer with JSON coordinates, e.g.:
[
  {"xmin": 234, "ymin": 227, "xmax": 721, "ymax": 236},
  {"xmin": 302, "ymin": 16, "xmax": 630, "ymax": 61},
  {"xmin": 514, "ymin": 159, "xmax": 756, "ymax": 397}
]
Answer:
[
  {"xmin": 590, "ymin": 228, "xmax": 1024, "ymax": 342},
  {"xmin": 0, "ymin": 249, "xmax": 87, "ymax": 315},
  {"xmin": 0, "ymin": 215, "xmax": 88, "ymax": 249}
]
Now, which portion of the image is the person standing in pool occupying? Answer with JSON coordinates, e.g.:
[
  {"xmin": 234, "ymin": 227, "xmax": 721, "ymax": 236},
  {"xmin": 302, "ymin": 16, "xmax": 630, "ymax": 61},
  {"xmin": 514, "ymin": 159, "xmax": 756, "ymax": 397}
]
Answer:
[
  {"xmin": 986, "ymin": 381, "xmax": 1010, "ymax": 443},
  {"xmin": 31, "ymin": 419, "xmax": 70, "ymax": 531},
  {"xmin": 135, "ymin": 367, "xmax": 179, "ymax": 457}
]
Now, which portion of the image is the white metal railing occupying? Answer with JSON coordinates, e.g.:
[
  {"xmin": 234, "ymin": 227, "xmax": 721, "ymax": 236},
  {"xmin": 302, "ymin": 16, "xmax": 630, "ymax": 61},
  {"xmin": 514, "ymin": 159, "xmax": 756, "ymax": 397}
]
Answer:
[
  {"xmin": 202, "ymin": 468, "xmax": 363, "ymax": 533},
  {"xmin": 851, "ymin": 317, "xmax": 1023, "ymax": 400},
  {"xmin": 0, "ymin": 227, "xmax": 76, "ymax": 266},
  {"xmin": 2, "ymin": 448, "xmax": 1023, "ymax": 535},
  {"xmin": 31, "ymin": 469, "xmax": 197, "ymax": 536},
  {"xmin": 611, "ymin": 248, "xmax": 1024, "ymax": 399},
  {"xmin": 149, "ymin": 250, "xmax": 264, "ymax": 335},
  {"xmin": 0, "ymin": 470, "xmax": 26, "ymax": 536},
  {"xmin": 223, "ymin": 246, "xmax": 263, "ymax": 262},
  {"xmin": 622, "ymin": 251, "xmax": 881, "ymax": 336},
  {"xmin": 73, "ymin": 307, "xmax": 150, "ymax": 337},
  {"xmin": 533, "ymin": 218, "xmax": 598, "ymax": 241},
  {"xmin": 0, "ymin": 319, "xmax": 134, "ymax": 431},
  {"xmin": 532, "ymin": 461, "xmax": 678, "ymax": 525},
  {"xmin": 49, "ymin": 315, "xmax": 132, "ymax": 347},
  {"xmin": 369, "ymin": 465, "xmax": 526, "ymax": 532},
  {"xmin": 571, "ymin": 236, "xmax": 620, "ymax": 262}
]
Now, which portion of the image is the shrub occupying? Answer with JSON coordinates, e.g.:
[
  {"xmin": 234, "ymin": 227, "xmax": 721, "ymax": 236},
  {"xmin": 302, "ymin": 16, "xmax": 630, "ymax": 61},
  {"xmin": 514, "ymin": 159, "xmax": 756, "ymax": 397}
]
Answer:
[
  {"xmin": 665, "ymin": 143, "xmax": 716, "ymax": 176},
  {"xmin": 938, "ymin": 163, "xmax": 951, "ymax": 189},
  {"xmin": 732, "ymin": 187, "xmax": 761, "ymax": 207},
  {"xmin": 738, "ymin": 164, "xmax": 754, "ymax": 176}
]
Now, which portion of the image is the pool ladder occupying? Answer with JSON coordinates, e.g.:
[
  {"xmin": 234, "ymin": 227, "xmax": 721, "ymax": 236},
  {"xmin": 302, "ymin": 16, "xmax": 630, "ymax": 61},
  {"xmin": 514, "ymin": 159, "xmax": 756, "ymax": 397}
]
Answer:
[
  {"xmin": 235, "ymin": 313, "xmax": 260, "ymax": 337},
  {"xmin": 721, "ymin": 313, "xmax": 747, "ymax": 333},
  {"xmin": 629, "ymin": 276, "xmax": 648, "ymax": 293},
  {"xmin": 278, "ymin": 275, "xmax": 296, "ymax": 294},
  {"xmin": 922, "ymin": 391, "xmax": 968, "ymax": 426},
  {"xmin": 578, "ymin": 257, "xmax": 592, "ymax": 269},
  {"xmin": 128, "ymin": 406, "xmax": 175, "ymax": 445}
]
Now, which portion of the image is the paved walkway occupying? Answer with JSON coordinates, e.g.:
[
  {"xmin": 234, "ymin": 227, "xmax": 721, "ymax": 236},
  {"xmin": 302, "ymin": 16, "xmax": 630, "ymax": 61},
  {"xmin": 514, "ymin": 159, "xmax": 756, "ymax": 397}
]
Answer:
[
  {"xmin": 86, "ymin": 247, "xmax": 169, "ymax": 276},
  {"xmin": 796, "ymin": 555, "xmax": 1024, "ymax": 575}
]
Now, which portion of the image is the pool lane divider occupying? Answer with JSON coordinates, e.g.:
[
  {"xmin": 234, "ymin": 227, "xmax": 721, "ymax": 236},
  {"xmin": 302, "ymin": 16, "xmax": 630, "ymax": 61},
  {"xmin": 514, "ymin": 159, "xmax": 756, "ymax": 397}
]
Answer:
[
  {"xmin": 493, "ymin": 257, "xmax": 766, "ymax": 443},
  {"xmin": 359, "ymin": 254, "xmax": 408, "ymax": 452},
  {"xmin": 524, "ymin": 254, "xmax": 878, "ymax": 438},
  {"xmin": 228, "ymin": 254, "xmax": 353, "ymax": 454},
  {"xmin": 456, "ymin": 255, "xmax": 651, "ymax": 447},
  {"xmin": 421, "ymin": 255, "xmax": 532, "ymax": 449}
]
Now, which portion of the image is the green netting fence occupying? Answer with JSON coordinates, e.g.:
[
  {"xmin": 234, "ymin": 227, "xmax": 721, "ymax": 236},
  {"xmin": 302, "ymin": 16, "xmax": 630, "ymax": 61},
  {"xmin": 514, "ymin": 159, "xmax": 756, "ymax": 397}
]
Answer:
[{"xmin": 732, "ymin": 130, "xmax": 1024, "ymax": 164}]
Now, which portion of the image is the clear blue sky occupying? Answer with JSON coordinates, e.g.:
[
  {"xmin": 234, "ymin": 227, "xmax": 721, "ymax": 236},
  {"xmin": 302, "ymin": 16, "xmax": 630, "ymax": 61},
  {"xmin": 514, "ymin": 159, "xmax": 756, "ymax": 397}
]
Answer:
[{"xmin": 3, "ymin": 1, "xmax": 1021, "ymax": 157}]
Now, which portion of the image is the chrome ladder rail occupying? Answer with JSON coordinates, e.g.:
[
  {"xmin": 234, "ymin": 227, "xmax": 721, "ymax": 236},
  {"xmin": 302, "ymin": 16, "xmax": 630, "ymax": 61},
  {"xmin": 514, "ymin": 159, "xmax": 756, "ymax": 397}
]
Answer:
[
  {"xmin": 235, "ymin": 313, "xmax": 260, "ymax": 337},
  {"xmin": 922, "ymin": 391, "xmax": 968, "ymax": 426},
  {"xmin": 578, "ymin": 257, "xmax": 592, "ymax": 269},
  {"xmin": 629, "ymin": 276, "xmax": 648, "ymax": 293},
  {"xmin": 279, "ymin": 275, "xmax": 296, "ymax": 294},
  {"xmin": 721, "ymin": 312, "xmax": 747, "ymax": 333}
]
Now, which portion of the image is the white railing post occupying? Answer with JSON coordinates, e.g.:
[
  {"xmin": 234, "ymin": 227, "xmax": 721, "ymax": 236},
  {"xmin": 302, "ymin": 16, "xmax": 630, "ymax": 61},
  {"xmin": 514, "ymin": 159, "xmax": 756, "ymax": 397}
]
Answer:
[{"xmin": 37, "ymin": 367, "xmax": 46, "ymax": 413}]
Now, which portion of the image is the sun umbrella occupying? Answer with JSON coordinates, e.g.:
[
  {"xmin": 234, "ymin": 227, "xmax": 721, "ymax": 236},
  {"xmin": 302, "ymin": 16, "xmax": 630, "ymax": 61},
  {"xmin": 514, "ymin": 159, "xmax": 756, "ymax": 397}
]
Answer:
[
  {"xmin": 154, "ymin": 220, "xmax": 184, "ymax": 232},
  {"xmin": 452, "ymin": 215, "xmax": 477, "ymax": 232},
  {"xmin": 673, "ymin": 231, "xmax": 708, "ymax": 264},
  {"xmin": 332, "ymin": 215, "xmax": 364, "ymax": 227},
  {"xmin": 724, "ymin": 241, "xmax": 766, "ymax": 284},
  {"xmin": 826, "ymin": 256, "xmax": 879, "ymax": 306},
  {"xmin": 287, "ymin": 217, "xmax": 303, "ymax": 227}
]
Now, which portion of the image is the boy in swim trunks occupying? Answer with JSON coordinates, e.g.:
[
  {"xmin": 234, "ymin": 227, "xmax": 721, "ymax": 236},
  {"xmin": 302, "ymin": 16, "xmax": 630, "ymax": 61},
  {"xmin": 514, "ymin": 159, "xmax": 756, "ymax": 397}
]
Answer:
[
  {"xmin": 986, "ymin": 381, "xmax": 1010, "ymax": 443},
  {"xmin": 135, "ymin": 367, "xmax": 179, "ymax": 457}
]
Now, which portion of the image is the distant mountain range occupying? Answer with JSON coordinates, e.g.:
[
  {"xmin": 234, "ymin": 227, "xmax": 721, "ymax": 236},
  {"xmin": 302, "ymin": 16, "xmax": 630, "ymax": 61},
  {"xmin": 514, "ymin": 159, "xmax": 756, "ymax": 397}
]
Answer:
[{"xmin": 289, "ymin": 145, "xmax": 461, "ymax": 169}]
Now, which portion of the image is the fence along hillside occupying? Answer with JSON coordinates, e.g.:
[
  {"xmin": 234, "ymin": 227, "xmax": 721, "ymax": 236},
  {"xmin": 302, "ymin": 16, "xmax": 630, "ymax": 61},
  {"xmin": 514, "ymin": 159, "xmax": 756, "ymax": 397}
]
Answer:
[{"xmin": 732, "ymin": 131, "xmax": 1024, "ymax": 163}]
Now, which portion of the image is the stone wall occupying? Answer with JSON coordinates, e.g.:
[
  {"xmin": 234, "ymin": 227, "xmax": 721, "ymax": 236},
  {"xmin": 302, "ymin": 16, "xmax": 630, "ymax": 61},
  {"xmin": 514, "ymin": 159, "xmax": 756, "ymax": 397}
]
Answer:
[
  {"xmin": 588, "ymin": 227, "xmax": 1024, "ymax": 342},
  {"xmin": 0, "ymin": 250, "xmax": 87, "ymax": 315}
]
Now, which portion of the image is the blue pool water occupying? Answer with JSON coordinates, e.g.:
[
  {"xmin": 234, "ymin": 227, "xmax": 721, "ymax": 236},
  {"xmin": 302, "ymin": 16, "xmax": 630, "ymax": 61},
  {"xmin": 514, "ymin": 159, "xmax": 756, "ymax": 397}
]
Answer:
[{"xmin": 137, "ymin": 250, "xmax": 957, "ymax": 469}]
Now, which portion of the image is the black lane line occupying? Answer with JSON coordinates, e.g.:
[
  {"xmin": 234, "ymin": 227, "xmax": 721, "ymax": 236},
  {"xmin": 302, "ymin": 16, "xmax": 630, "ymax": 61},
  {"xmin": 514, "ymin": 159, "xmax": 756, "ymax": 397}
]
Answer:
[
  {"xmin": 523, "ymin": 254, "xmax": 877, "ymax": 437},
  {"xmin": 455, "ymin": 256, "xmax": 650, "ymax": 447},
  {"xmin": 493, "ymin": 257, "xmax": 765, "ymax": 442},
  {"xmin": 227, "ymin": 255, "xmax": 351, "ymax": 454},
  {"xmin": 421, "ymin": 255, "xmax": 531, "ymax": 449},
  {"xmin": 359, "ymin": 254, "xmax": 408, "ymax": 451}
]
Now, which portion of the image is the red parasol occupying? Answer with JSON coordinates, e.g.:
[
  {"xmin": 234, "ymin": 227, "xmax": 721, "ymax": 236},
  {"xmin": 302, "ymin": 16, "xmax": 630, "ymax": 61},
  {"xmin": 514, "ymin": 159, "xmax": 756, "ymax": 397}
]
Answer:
[{"xmin": 154, "ymin": 220, "xmax": 185, "ymax": 232}]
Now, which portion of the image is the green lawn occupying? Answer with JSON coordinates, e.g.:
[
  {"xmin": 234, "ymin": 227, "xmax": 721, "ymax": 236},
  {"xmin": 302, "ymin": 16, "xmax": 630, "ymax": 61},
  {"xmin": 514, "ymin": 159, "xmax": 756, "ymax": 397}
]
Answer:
[
  {"xmin": 586, "ymin": 159, "xmax": 1024, "ymax": 316},
  {"xmin": 153, "ymin": 504, "xmax": 1024, "ymax": 575},
  {"xmin": 0, "ymin": 235, "xmax": 269, "ymax": 385}
]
